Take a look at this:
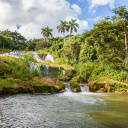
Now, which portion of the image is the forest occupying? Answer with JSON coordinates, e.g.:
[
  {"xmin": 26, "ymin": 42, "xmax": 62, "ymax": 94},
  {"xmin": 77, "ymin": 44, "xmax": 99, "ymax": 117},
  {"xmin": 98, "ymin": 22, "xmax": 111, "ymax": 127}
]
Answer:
[{"xmin": 0, "ymin": 6, "xmax": 128, "ymax": 94}]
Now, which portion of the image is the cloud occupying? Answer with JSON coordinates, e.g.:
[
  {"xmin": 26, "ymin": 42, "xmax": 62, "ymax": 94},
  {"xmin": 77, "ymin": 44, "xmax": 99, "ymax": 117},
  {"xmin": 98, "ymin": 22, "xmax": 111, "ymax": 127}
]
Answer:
[
  {"xmin": 87, "ymin": 16, "xmax": 101, "ymax": 22},
  {"xmin": 71, "ymin": 4, "xmax": 82, "ymax": 15},
  {"xmin": 88, "ymin": 0, "xmax": 115, "ymax": 11},
  {"xmin": 0, "ymin": 0, "xmax": 89, "ymax": 40}
]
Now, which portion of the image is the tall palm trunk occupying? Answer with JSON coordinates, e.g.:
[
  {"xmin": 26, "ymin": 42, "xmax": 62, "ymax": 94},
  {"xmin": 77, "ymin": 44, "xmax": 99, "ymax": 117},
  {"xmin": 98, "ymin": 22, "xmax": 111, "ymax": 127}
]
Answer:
[
  {"xmin": 69, "ymin": 31, "xmax": 71, "ymax": 42},
  {"xmin": 63, "ymin": 32, "xmax": 65, "ymax": 45},
  {"xmin": 125, "ymin": 33, "xmax": 127, "ymax": 57}
]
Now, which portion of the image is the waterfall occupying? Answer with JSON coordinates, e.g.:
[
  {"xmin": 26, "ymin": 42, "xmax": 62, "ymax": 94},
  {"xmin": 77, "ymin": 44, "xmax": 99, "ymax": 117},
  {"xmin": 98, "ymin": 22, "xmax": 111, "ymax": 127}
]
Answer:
[
  {"xmin": 0, "ymin": 51, "xmax": 55, "ymax": 63},
  {"xmin": 32, "ymin": 52, "xmax": 44, "ymax": 62},
  {"xmin": 0, "ymin": 51, "xmax": 44, "ymax": 62},
  {"xmin": 45, "ymin": 53, "xmax": 54, "ymax": 63},
  {"xmin": 30, "ymin": 62, "xmax": 40, "ymax": 71},
  {"xmin": 62, "ymin": 69, "xmax": 65, "ymax": 75},
  {"xmin": 80, "ymin": 85, "xmax": 89, "ymax": 92},
  {"xmin": 43, "ymin": 64, "xmax": 50, "ymax": 77},
  {"xmin": 0, "ymin": 51, "xmax": 24, "ymax": 58},
  {"xmin": 64, "ymin": 83, "xmax": 72, "ymax": 92}
]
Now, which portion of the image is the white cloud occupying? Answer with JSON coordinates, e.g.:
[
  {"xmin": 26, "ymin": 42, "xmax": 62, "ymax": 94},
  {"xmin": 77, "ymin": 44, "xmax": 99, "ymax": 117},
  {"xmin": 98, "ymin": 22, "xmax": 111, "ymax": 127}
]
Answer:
[
  {"xmin": 87, "ymin": 16, "xmax": 101, "ymax": 22},
  {"xmin": 71, "ymin": 4, "xmax": 82, "ymax": 15},
  {"xmin": 0, "ymin": 0, "xmax": 88, "ymax": 40},
  {"xmin": 88, "ymin": 0, "xmax": 115, "ymax": 10}
]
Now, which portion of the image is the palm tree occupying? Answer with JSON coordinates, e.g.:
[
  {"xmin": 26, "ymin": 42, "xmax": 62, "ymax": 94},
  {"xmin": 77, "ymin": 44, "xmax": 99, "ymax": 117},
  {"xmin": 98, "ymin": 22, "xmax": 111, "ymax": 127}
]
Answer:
[
  {"xmin": 57, "ymin": 20, "xmax": 69, "ymax": 45},
  {"xmin": 68, "ymin": 18, "xmax": 79, "ymax": 41},
  {"xmin": 41, "ymin": 26, "xmax": 53, "ymax": 43}
]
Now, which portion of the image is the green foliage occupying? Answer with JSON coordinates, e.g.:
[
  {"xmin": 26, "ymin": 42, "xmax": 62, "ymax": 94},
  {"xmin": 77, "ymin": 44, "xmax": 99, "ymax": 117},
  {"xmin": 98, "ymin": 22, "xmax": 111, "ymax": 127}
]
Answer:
[
  {"xmin": 57, "ymin": 38, "xmax": 81, "ymax": 64},
  {"xmin": 0, "ymin": 35, "xmax": 14, "ymax": 50},
  {"xmin": 36, "ymin": 39, "xmax": 47, "ymax": 50},
  {"xmin": 41, "ymin": 26, "xmax": 53, "ymax": 43},
  {"xmin": 0, "ymin": 53, "xmax": 41, "ymax": 80},
  {"xmin": 25, "ymin": 41, "xmax": 36, "ymax": 51},
  {"xmin": 37, "ymin": 50, "xmax": 47, "ymax": 59},
  {"xmin": 79, "ymin": 44, "xmax": 96, "ymax": 63},
  {"xmin": 108, "ymin": 83, "xmax": 128, "ymax": 92},
  {"xmin": 70, "ymin": 81, "xmax": 78, "ymax": 88}
]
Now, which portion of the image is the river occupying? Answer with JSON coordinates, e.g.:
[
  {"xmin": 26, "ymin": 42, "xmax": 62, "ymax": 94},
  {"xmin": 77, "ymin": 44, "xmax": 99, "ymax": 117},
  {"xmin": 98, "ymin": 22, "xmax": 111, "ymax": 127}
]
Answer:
[{"xmin": 0, "ymin": 92, "xmax": 128, "ymax": 128}]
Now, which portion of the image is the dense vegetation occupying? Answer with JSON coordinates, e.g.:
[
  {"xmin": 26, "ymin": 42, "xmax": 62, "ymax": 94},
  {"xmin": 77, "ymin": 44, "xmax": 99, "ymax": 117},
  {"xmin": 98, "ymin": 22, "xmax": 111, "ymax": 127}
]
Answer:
[{"xmin": 0, "ymin": 6, "xmax": 128, "ymax": 93}]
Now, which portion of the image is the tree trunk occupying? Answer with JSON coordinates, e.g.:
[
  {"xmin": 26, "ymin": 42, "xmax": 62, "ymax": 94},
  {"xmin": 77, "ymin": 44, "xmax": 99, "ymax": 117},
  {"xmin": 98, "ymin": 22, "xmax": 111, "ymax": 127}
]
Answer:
[
  {"xmin": 125, "ymin": 33, "xmax": 127, "ymax": 58},
  {"xmin": 69, "ymin": 31, "xmax": 71, "ymax": 42},
  {"xmin": 63, "ymin": 32, "xmax": 65, "ymax": 45}
]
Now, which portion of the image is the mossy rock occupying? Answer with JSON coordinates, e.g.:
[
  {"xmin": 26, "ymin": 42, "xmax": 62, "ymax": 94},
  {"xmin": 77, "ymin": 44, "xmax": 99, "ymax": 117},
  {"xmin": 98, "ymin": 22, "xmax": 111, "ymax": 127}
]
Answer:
[
  {"xmin": 33, "ymin": 84, "xmax": 59, "ymax": 93},
  {"xmin": 64, "ymin": 70, "xmax": 76, "ymax": 78},
  {"xmin": 59, "ymin": 69, "xmax": 76, "ymax": 81},
  {"xmin": 99, "ymin": 88, "xmax": 106, "ymax": 92},
  {"xmin": 69, "ymin": 81, "xmax": 78, "ymax": 88},
  {"xmin": 70, "ymin": 76, "xmax": 87, "ymax": 83},
  {"xmin": 89, "ymin": 82, "xmax": 106, "ymax": 92},
  {"xmin": 59, "ymin": 76, "xmax": 71, "ymax": 81},
  {"xmin": 107, "ymin": 86, "xmax": 115, "ymax": 92}
]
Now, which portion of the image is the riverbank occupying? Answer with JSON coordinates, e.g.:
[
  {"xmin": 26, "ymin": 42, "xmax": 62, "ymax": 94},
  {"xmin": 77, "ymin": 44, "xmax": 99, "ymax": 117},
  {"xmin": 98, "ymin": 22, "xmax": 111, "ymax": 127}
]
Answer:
[
  {"xmin": 1, "ymin": 53, "xmax": 128, "ymax": 95},
  {"xmin": 0, "ymin": 77, "xmax": 65, "ymax": 95}
]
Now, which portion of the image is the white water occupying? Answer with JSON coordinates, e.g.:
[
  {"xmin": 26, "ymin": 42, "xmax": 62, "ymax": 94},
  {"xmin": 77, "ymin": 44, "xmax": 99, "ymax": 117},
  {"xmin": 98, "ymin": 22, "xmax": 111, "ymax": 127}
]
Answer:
[
  {"xmin": 64, "ymin": 83, "xmax": 72, "ymax": 92},
  {"xmin": 80, "ymin": 84, "xmax": 89, "ymax": 92},
  {"xmin": 45, "ymin": 53, "xmax": 54, "ymax": 63},
  {"xmin": 0, "ymin": 51, "xmax": 24, "ymax": 58},
  {"xmin": 0, "ymin": 51, "xmax": 55, "ymax": 63},
  {"xmin": 30, "ymin": 62, "xmax": 40, "ymax": 72},
  {"xmin": 62, "ymin": 69, "xmax": 65, "ymax": 75},
  {"xmin": 44, "ymin": 64, "xmax": 50, "ymax": 77},
  {"xmin": 32, "ymin": 52, "xmax": 44, "ymax": 62}
]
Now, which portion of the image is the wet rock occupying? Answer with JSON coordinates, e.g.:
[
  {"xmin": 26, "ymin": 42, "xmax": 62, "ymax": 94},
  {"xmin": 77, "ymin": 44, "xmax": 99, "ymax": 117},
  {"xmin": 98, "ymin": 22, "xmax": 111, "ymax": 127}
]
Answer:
[{"xmin": 73, "ymin": 86, "xmax": 81, "ymax": 92}]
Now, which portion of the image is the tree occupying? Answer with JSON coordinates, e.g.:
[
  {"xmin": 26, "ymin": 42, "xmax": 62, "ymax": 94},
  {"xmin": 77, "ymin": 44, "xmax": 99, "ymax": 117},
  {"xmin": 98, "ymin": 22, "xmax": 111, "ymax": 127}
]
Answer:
[
  {"xmin": 41, "ymin": 26, "xmax": 53, "ymax": 44},
  {"xmin": 112, "ymin": 6, "xmax": 128, "ymax": 57},
  {"xmin": 68, "ymin": 18, "xmax": 79, "ymax": 41},
  {"xmin": 9, "ymin": 31, "xmax": 26, "ymax": 44},
  {"xmin": 0, "ymin": 35, "xmax": 14, "ymax": 51},
  {"xmin": 57, "ymin": 20, "xmax": 69, "ymax": 44},
  {"xmin": 91, "ymin": 20, "xmax": 124, "ymax": 65},
  {"xmin": 0, "ymin": 29, "xmax": 11, "ymax": 37}
]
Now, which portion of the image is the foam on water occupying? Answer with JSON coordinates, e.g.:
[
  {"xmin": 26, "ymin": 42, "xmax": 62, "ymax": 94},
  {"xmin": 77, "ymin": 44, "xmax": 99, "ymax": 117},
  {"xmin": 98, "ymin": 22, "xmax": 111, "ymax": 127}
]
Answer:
[{"xmin": 59, "ymin": 91, "xmax": 106, "ymax": 105}]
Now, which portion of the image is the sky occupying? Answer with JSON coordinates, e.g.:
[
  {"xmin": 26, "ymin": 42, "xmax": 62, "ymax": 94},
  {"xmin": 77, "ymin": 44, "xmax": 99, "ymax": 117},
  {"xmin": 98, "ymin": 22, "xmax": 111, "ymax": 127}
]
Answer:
[{"xmin": 0, "ymin": 0, "xmax": 128, "ymax": 40}]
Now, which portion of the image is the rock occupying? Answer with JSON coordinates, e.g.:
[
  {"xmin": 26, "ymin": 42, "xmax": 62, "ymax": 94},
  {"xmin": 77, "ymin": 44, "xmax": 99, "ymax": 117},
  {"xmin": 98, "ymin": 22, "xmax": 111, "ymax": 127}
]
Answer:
[
  {"xmin": 89, "ymin": 82, "xmax": 106, "ymax": 92},
  {"xmin": 73, "ymin": 86, "xmax": 81, "ymax": 92},
  {"xmin": 32, "ymin": 77, "xmax": 65, "ymax": 91}
]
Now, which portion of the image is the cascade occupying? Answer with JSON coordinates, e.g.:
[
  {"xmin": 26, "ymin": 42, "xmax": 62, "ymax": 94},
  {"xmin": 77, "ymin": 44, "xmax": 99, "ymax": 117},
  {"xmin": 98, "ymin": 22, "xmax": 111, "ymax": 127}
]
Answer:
[
  {"xmin": 0, "ymin": 51, "xmax": 44, "ymax": 62},
  {"xmin": 0, "ymin": 51, "xmax": 24, "ymax": 58},
  {"xmin": 62, "ymin": 69, "xmax": 65, "ymax": 75},
  {"xmin": 30, "ymin": 62, "xmax": 40, "ymax": 71},
  {"xmin": 45, "ymin": 53, "xmax": 54, "ymax": 63},
  {"xmin": 32, "ymin": 52, "xmax": 43, "ymax": 62},
  {"xmin": 64, "ymin": 83, "xmax": 72, "ymax": 92},
  {"xmin": 80, "ymin": 85, "xmax": 89, "ymax": 92},
  {"xmin": 44, "ymin": 64, "xmax": 50, "ymax": 77},
  {"xmin": 0, "ymin": 52, "xmax": 55, "ymax": 63}
]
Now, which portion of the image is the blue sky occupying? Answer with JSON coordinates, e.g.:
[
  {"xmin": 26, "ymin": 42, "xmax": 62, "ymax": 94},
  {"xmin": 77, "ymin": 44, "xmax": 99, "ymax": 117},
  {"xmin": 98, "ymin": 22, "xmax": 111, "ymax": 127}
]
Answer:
[
  {"xmin": 67, "ymin": 0, "xmax": 128, "ymax": 29},
  {"xmin": 0, "ymin": 0, "xmax": 127, "ymax": 40}
]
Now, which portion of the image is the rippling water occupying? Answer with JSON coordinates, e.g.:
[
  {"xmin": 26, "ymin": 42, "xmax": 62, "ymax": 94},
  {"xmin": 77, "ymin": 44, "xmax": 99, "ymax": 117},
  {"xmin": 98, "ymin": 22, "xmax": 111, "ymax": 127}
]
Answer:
[{"xmin": 0, "ymin": 92, "xmax": 128, "ymax": 128}]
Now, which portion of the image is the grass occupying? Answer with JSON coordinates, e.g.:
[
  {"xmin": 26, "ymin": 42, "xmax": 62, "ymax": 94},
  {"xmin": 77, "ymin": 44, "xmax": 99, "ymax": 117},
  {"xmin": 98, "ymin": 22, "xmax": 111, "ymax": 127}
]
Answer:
[{"xmin": 40, "ymin": 60, "xmax": 74, "ymax": 70}]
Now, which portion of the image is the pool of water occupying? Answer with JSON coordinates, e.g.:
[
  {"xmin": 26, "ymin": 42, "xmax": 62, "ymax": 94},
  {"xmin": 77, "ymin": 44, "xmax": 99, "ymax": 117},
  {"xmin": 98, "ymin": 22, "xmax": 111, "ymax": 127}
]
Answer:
[{"xmin": 0, "ymin": 92, "xmax": 128, "ymax": 128}]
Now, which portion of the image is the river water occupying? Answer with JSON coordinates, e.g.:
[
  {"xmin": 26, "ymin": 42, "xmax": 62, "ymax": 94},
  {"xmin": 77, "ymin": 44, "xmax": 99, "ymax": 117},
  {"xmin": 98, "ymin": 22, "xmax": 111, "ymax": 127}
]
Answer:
[{"xmin": 0, "ymin": 92, "xmax": 128, "ymax": 128}]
